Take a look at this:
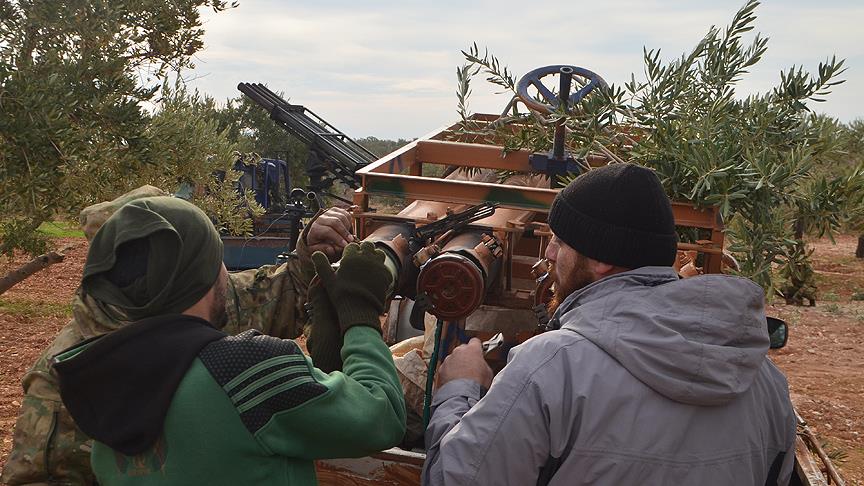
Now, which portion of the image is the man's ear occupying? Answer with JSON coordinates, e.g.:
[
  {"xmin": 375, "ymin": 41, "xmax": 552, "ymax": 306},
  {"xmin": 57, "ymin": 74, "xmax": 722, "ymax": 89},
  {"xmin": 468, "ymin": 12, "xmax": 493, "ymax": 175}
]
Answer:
[{"xmin": 589, "ymin": 259, "xmax": 617, "ymax": 279}]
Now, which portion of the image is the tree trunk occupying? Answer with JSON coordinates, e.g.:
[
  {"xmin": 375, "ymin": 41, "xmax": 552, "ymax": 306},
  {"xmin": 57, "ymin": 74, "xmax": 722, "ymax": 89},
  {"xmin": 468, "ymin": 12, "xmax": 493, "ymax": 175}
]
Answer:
[
  {"xmin": 857, "ymin": 234, "xmax": 864, "ymax": 258},
  {"xmin": 793, "ymin": 218, "xmax": 806, "ymax": 240},
  {"xmin": 0, "ymin": 245, "xmax": 74, "ymax": 296}
]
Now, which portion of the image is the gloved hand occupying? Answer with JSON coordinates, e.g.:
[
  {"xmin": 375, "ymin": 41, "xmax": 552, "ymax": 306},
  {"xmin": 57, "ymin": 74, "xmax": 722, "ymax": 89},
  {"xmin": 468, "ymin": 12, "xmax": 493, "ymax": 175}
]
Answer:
[
  {"xmin": 311, "ymin": 241, "xmax": 393, "ymax": 334},
  {"xmin": 305, "ymin": 279, "xmax": 343, "ymax": 373}
]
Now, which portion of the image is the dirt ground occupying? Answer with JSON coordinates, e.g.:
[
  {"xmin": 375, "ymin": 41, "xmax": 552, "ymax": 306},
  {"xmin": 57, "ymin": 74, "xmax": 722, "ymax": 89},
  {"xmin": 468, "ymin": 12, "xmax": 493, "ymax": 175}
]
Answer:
[
  {"xmin": 1, "ymin": 235, "xmax": 862, "ymax": 482},
  {"xmin": 769, "ymin": 234, "xmax": 864, "ymax": 483},
  {"xmin": 0, "ymin": 237, "xmax": 87, "ymax": 479}
]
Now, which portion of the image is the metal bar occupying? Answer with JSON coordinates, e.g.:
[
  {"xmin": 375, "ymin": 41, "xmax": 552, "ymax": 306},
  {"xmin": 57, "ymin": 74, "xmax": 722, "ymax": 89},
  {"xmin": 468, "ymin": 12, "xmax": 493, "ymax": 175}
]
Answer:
[
  {"xmin": 361, "ymin": 119, "xmax": 618, "ymax": 176},
  {"xmin": 238, "ymin": 82, "xmax": 376, "ymax": 189},
  {"xmin": 668, "ymin": 203, "xmax": 723, "ymax": 230},
  {"xmin": 351, "ymin": 212, "xmax": 539, "ymax": 236},
  {"xmin": 363, "ymin": 171, "xmax": 721, "ymax": 230},
  {"xmin": 364, "ymin": 144, "xmax": 419, "ymax": 174},
  {"xmin": 299, "ymin": 106, "xmax": 379, "ymax": 160},
  {"xmin": 553, "ymin": 67, "xmax": 573, "ymax": 160},
  {"xmin": 676, "ymin": 242, "xmax": 724, "ymax": 255},
  {"xmin": 363, "ymin": 172, "xmax": 557, "ymax": 211},
  {"xmin": 531, "ymin": 80, "xmax": 557, "ymax": 107},
  {"xmin": 703, "ymin": 227, "xmax": 726, "ymax": 273},
  {"xmin": 370, "ymin": 448, "xmax": 426, "ymax": 466}
]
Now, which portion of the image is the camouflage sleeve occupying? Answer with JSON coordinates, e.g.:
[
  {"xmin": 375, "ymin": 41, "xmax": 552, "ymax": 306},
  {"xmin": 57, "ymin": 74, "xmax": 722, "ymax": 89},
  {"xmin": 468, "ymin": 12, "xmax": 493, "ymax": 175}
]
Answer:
[
  {"xmin": 78, "ymin": 185, "xmax": 167, "ymax": 241},
  {"xmin": 1, "ymin": 323, "xmax": 95, "ymax": 486},
  {"xmin": 223, "ymin": 252, "xmax": 316, "ymax": 339}
]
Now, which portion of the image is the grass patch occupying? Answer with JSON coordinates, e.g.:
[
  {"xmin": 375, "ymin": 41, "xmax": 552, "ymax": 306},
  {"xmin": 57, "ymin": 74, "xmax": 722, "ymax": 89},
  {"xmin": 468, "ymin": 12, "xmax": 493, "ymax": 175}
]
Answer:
[
  {"xmin": 823, "ymin": 303, "xmax": 842, "ymax": 314},
  {"xmin": 37, "ymin": 220, "xmax": 84, "ymax": 238},
  {"xmin": 851, "ymin": 292, "xmax": 864, "ymax": 301},
  {"xmin": 822, "ymin": 292, "xmax": 840, "ymax": 302},
  {"xmin": 0, "ymin": 298, "xmax": 73, "ymax": 317},
  {"xmin": 821, "ymin": 441, "xmax": 848, "ymax": 463}
]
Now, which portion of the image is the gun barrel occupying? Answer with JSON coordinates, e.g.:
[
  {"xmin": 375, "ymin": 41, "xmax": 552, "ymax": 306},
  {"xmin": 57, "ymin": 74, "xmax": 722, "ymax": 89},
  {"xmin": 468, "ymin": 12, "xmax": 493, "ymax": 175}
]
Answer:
[
  {"xmin": 416, "ymin": 231, "xmax": 504, "ymax": 320},
  {"xmin": 237, "ymin": 82, "xmax": 377, "ymax": 189}
]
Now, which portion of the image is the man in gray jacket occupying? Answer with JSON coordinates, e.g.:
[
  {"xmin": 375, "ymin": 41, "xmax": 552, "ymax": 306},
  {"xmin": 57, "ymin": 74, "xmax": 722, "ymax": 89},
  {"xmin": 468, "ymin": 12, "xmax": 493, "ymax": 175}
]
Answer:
[{"xmin": 422, "ymin": 163, "xmax": 797, "ymax": 486}]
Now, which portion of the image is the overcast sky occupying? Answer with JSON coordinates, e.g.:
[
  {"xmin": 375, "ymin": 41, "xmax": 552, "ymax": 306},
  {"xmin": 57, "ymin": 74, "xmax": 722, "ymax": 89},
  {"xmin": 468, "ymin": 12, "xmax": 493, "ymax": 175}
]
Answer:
[{"xmin": 186, "ymin": 0, "xmax": 864, "ymax": 140}]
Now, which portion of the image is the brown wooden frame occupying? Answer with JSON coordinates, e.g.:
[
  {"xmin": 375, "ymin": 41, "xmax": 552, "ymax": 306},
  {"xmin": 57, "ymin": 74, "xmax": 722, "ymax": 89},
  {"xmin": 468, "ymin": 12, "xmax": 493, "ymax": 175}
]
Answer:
[{"xmin": 355, "ymin": 115, "xmax": 726, "ymax": 274}]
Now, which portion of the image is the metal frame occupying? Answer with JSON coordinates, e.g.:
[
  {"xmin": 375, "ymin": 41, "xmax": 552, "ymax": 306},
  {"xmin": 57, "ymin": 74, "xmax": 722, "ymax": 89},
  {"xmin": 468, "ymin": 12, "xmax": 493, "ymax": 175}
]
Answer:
[
  {"xmin": 355, "ymin": 116, "xmax": 726, "ymax": 274},
  {"xmin": 320, "ymin": 118, "xmax": 833, "ymax": 486}
]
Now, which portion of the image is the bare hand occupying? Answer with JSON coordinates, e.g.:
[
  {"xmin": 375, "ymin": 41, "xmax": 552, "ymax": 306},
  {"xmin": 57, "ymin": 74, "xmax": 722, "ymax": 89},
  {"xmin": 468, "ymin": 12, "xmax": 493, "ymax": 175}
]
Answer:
[
  {"xmin": 304, "ymin": 207, "xmax": 356, "ymax": 262},
  {"xmin": 436, "ymin": 338, "xmax": 493, "ymax": 390}
]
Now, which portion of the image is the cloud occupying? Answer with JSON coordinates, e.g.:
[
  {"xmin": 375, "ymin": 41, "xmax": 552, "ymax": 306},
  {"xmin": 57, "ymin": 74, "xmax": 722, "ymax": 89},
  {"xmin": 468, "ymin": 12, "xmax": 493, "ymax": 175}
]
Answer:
[{"xmin": 188, "ymin": 1, "xmax": 864, "ymax": 138}]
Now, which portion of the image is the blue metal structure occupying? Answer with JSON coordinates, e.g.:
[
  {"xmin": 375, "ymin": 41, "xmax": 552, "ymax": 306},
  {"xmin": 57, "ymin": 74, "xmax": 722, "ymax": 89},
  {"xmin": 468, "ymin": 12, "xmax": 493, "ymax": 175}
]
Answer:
[{"xmin": 223, "ymin": 158, "xmax": 310, "ymax": 270}]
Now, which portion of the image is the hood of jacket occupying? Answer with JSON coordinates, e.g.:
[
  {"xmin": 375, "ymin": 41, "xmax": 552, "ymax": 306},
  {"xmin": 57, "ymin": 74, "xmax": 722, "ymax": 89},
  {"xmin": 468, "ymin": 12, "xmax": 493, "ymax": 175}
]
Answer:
[
  {"xmin": 53, "ymin": 314, "xmax": 225, "ymax": 455},
  {"xmin": 553, "ymin": 267, "xmax": 769, "ymax": 406}
]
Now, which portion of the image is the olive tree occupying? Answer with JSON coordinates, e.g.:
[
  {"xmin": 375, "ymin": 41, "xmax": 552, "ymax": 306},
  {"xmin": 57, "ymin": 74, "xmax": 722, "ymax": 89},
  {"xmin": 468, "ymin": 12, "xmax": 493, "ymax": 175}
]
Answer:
[
  {"xmin": 454, "ymin": 0, "xmax": 861, "ymax": 301},
  {"xmin": 0, "ymin": 0, "xmax": 244, "ymax": 256}
]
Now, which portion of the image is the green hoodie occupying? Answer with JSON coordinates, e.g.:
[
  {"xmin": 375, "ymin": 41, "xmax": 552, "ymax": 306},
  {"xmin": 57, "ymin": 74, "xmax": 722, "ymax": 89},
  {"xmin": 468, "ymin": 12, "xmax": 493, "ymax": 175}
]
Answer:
[
  {"xmin": 1, "ymin": 257, "xmax": 316, "ymax": 486},
  {"xmin": 54, "ymin": 315, "xmax": 406, "ymax": 486}
]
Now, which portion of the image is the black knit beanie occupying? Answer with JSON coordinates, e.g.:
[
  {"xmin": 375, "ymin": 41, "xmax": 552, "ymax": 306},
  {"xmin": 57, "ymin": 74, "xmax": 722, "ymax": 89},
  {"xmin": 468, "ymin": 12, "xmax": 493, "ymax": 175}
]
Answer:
[{"xmin": 547, "ymin": 163, "xmax": 677, "ymax": 269}]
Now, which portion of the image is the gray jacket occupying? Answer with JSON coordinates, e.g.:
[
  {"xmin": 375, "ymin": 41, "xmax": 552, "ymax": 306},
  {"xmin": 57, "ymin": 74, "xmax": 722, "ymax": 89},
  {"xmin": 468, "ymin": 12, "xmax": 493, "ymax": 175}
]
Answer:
[{"xmin": 423, "ymin": 267, "xmax": 796, "ymax": 486}]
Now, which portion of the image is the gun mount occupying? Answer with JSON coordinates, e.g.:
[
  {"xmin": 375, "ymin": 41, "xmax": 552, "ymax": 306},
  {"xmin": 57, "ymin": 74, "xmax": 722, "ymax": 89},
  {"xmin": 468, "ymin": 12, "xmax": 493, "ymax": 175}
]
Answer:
[
  {"xmin": 517, "ymin": 65, "xmax": 608, "ymax": 183},
  {"xmin": 238, "ymin": 82, "xmax": 377, "ymax": 195},
  {"xmin": 223, "ymin": 84, "xmax": 378, "ymax": 270},
  {"xmin": 222, "ymin": 158, "xmax": 317, "ymax": 270},
  {"xmin": 352, "ymin": 119, "xmax": 728, "ymax": 346}
]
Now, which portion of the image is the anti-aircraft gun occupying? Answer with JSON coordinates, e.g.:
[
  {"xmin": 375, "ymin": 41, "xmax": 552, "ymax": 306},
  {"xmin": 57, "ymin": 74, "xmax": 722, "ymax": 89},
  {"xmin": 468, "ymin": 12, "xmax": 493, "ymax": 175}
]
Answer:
[
  {"xmin": 222, "ymin": 84, "xmax": 379, "ymax": 269},
  {"xmin": 351, "ymin": 64, "xmax": 731, "ymax": 348},
  {"xmin": 237, "ymin": 82, "xmax": 377, "ymax": 197}
]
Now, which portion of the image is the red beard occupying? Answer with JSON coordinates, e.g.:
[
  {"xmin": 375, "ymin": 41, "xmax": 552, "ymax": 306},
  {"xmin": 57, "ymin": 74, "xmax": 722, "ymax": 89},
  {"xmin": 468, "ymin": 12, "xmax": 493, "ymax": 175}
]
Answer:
[
  {"xmin": 546, "ymin": 294, "xmax": 561, "ymax": 316},
  {"xmin": 547, "ymin": 254, "xmax": 596, "ymax": 318}
]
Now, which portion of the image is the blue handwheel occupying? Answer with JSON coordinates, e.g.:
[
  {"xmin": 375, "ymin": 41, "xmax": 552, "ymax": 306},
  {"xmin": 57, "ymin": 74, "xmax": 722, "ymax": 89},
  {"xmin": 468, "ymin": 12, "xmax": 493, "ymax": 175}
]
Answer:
[{"xmin": 516, "ymin": 65, "xmax": 607, "ymax": 113}]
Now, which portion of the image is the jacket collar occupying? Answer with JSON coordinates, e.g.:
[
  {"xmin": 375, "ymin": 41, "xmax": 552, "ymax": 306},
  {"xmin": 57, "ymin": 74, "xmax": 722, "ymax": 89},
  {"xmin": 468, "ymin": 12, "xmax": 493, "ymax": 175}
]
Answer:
[{"xmin": 550, "ymin": 266, "xmax": 679, "ymax": 328}]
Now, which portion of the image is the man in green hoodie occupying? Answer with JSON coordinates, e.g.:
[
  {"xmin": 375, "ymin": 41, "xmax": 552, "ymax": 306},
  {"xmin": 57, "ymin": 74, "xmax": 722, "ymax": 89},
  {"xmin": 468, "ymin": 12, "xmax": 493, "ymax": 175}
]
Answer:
[
  {"xmin": 48, "ymin": 196, "xmax": 405, "ymax": 485},
  {"xmin": 0, "ymin": 195, "xmax": 398, "ymax": 485}
]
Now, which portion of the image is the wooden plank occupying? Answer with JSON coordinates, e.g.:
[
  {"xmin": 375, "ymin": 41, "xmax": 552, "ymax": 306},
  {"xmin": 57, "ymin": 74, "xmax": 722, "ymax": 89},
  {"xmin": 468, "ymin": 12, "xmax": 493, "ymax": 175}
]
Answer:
[
  {"xmin": 795, "ymin": 436, "xmax": 830, "ymax": 486},
  {"xmin": 416, "ymin": 140, "xmax": 533, "ymax": 172},
  {"xmin": 669, "ymin": 203, "xmax": 722, "ymax": 230}
]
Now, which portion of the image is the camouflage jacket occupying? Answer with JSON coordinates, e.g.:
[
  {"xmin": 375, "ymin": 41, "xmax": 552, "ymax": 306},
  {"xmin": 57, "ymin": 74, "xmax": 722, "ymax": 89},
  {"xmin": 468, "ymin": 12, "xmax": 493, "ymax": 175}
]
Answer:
[{"xmin": 0, "ymin": 256, "xmax": 314, "ymax": 486}]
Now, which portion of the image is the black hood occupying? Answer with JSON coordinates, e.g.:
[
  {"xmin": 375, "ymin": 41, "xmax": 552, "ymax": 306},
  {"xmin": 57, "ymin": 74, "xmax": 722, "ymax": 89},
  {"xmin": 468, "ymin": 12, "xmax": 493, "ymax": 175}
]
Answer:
[{"xmin": 53, "ymin": 314, "xmax": 225, "ymax": 455}]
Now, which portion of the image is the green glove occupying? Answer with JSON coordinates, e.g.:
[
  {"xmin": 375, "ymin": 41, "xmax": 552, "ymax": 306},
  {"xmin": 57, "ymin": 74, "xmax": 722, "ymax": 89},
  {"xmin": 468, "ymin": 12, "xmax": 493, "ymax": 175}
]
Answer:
[
  {"xmin": 311, "ymin": 241, "xmax": 393, "ymax": 335},
  {"xmin": 305, "ymin": 279, "xmax": 343, "ymax": 373}
]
